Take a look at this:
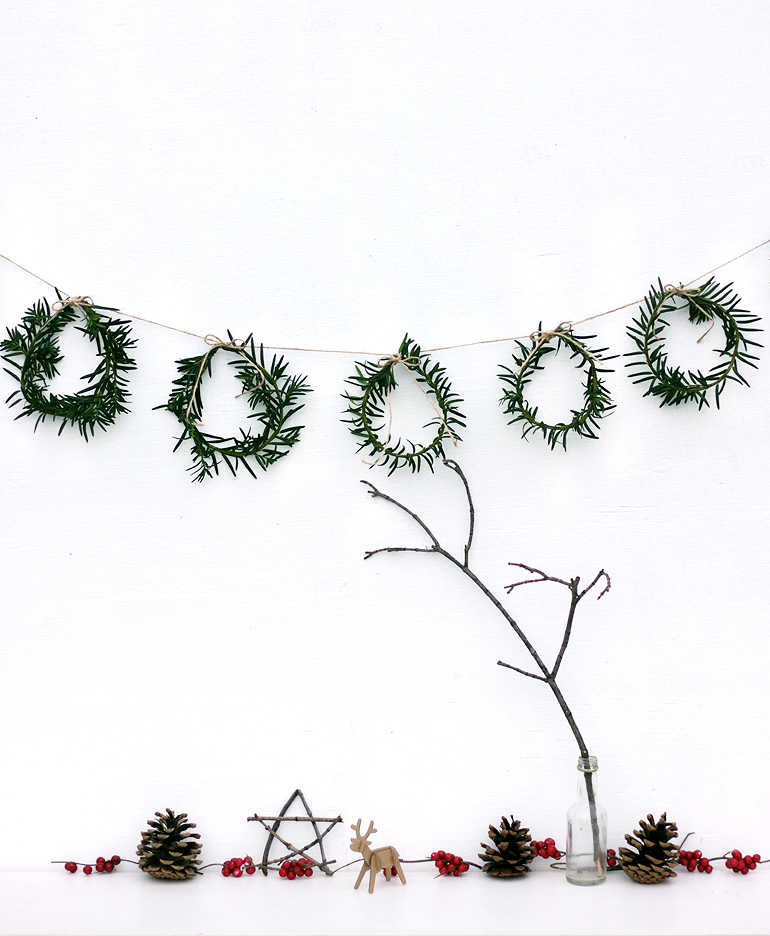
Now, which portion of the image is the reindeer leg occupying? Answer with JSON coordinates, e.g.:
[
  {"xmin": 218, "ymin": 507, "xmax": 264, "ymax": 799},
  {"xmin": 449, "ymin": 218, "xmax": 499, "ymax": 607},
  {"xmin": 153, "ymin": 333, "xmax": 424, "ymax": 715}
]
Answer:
[
  {"xmin": 384, "ymin": 866, "xmax": 391, "ymax": 881},
  {"xmin": 395, "ymin": 858, "xmax": 406, "ymax": 884},
  {"xmin": 354, "ymin": 864, "xmax": 367, "ymax": 890},
  {"xmin": 368, "ymin": 867, "xmax": 376, "ymax": 894}
]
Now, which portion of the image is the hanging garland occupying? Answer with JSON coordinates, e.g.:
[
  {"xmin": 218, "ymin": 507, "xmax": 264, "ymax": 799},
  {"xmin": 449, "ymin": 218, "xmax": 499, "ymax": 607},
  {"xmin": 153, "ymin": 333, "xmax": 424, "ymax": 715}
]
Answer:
[
  {"xmin": 625, "ymin": 278, "xmax": 763, "ymax": 409},
  {"xmin": 498, "ymin": 327, "xmax": 616, "ymax": 450},
  {"xmin": 0, "ymin": 240, "xmax": 766, "ymax": 466},
  {"xmin": 157, "ymin": 334, "xmax": 311, "ymax": 482},
  {"xmin": 0, "ymin": 293, "xmax": 136, "ymax": 439},
  {"xmin": 342, "ymin": 334, "xmax": 465, "ymax": 474}
]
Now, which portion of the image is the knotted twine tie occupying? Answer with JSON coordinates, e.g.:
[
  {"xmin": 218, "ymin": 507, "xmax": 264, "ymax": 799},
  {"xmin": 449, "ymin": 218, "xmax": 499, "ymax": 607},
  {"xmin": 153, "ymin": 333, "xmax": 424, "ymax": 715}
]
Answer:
[
  {"xmin": 363, "ymin": 351, "xmax": 460, "ymax": 467},
  {"xmin": 517, "ymin": 321, "xmax": 602, "ymax": 377},
  {"xmin": 25, "ymin": 295, "xmax": 95, "ymax": 355},
  {"xmin": 184, "ymin": 334, "xmax": 266, "ymax": 425},
  {"xmin": 662, "ymin": 284, "xmax": 716, "ymax": 343}
]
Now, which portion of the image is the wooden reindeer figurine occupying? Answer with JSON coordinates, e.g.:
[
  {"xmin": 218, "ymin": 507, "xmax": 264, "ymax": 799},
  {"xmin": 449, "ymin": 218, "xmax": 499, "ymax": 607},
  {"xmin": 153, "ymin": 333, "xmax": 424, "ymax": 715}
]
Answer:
[{"xmin": 350, "ymin": 819, "xmax": 406, "ymax": 894}]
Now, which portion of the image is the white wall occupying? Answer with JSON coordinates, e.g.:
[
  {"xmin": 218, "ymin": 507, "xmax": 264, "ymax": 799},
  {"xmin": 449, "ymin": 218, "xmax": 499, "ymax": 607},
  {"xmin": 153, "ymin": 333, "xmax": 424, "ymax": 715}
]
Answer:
[{"xmin": 1, "ymin": 0, "xmax": 769, "ymax": 885}]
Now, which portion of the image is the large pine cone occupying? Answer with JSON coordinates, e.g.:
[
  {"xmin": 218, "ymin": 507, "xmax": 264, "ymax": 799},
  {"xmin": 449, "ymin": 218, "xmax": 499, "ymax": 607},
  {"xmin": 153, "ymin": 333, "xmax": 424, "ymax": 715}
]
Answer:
[
  {"xmin": 478, "ymin": 816, "xmax": 534, "ymax": 878},
  {"xmin": 137, "ymin": 808, "xmax": 202, "ymax": 881},
  {"xmin": 619, "ymin": 812, "xmax": 678, "ymax": 884}
]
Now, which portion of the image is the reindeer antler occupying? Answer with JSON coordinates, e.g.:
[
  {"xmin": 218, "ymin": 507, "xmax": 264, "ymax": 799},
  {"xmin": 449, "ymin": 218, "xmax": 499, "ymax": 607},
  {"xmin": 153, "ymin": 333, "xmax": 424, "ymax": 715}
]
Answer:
[{"xmin": 350, "ymin": 818, "xmax": 376, "ymax": 841}]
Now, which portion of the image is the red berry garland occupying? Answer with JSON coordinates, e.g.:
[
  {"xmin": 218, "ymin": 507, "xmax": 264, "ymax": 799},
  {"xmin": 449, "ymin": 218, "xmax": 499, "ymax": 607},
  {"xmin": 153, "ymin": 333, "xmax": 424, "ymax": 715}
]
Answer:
[
  {"xmin": 530, "ymin": 838, "xmax": 562, "ymax": 861},
  {"xmin": 430, "ymin": 850, "xmax": 470, "ymax": 877},
  {"xmin": 725, "ymin": 850, "xmax": 761, "ymax": 874},
  {"xmin": 62, "ymin": 855, "xmax": 122, "ymax": 874},
  {"xmin": 278, "ymin": 858, "xmax": 314, "ymax": 880},
  {"xmin": 679, "ymin": 849, "xmax": 713, "ymax": 874},
  {"xmin": 222, "ymin": 856, "xmax": 257, "ymax": 878}
]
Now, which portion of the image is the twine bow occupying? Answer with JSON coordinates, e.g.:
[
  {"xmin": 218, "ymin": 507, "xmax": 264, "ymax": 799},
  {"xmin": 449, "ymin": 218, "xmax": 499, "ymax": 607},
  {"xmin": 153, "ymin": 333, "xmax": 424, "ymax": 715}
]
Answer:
[
  {"xmin": 663, "ymin": 284, "xmax": 715, "ymax": 343},
  {"xmin": 50, "ymin": 295, "xmax": 93, "ymax": 313},
  {"xmin": 184, "ymin": 334, "xmax": 266, "ymax": 425},
  {"xmin": 363, "ymin": 350, "xmax": 459, "ymax": 467}
]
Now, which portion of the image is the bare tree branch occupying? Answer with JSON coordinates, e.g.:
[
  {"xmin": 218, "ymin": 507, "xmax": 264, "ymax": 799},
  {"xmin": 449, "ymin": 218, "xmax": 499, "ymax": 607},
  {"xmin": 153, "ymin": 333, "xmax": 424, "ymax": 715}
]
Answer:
[
  {"xmin": 360, "ymin": 480, "xmax": 440, "ymax": 549},
  {"xmin": 497, "ymin": 660, "xmax": 547, "ymax": 681},
  {"xmin": 361, "ymin": 462, "xmax": 610, "ymax": 866},
  {"xmin": 579, "ymin": 568, "xmax": 611, "ymax": 601},
  {"xmin": 364, "ymin": 546, "xmax": 436, "ymax": 560},
  {"xmin": 443, "ymin": 458, "xmax": 474, "ymax": 566}
]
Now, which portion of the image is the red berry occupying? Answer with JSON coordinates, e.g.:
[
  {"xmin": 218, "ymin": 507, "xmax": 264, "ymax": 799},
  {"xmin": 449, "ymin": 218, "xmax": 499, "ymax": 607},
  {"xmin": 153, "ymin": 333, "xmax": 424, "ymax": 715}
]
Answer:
[
  {"xmin": 83, "ymin": 865, "xmax": 92, "ymax": 874},
  {"xmin": 279, "ymin": 868, "xmax": 286, "ymax": 878},
  {"xmin": 437, "ymin": 851, "xmax": 446, "ymax": 859},
  {"xmin": 732, "ymin": 850, "xmax": 742, "ymax": 859},
  {"xmin": 232, "ymin": 858, "xmax": 242, "ymax": 868},
  {"xmin": 694, "ymin": 850, "xmax": 702, "ymax": 859},
  {"xmin": 232, "ymin": 868, "xmax": 243, "ymax": 878},
  {"xmin": 96, "ymin": 857, "xmax": 105, "ymax": 865},
  {"xmin": 545, "ymin": 838, "xmax": 554, "ymax": 846},
  {"xmin": 607, "ymin": 857, "xmax": 616, "ymax": 867},
  {"xmin": 741, "ymin": 867, "xmax": 749, "ymax": 875},
  {"xmin": 305, "ymin": 868, "xmax": 313, "ymax": 877},
  {"xmin": 753, "ymin": 854, "xmax": 761, "ymax": 862},
  {"xmin": 222, "ymin": 866, "xmax": 231, "ymax": 877},
  {"xmin": 439, "ymin": 866, "xmax": 448, "ymax": 875},
  {"xmin": 430, "ymin": 852, "xmax": 437, "ymax": 860},
  {"xmin": 460, "ymin": 863, "xmax": 469, "ymax": 872},
  {"xmin": 246, "ymin": 865, "xmax": 256, "ymax": 875},
  {"xmin": 706, "ymin": 865, "xmax": 713, "ymax": 873},
  {"xmin": 111, "ymin": 856, "xmax": 121, "ymax": 865},
  {"xmin": 607, "ymin": 849, "xmax": 616, "ymax": 856},
  {"xmin": 244, "ymin": 855, "xmax": 252, "ymax": 864},
  {"xmin": 287, "ymin": 870, "xmax": 296, "ymax": 880},
  {"xmin": 104, "ymin": 862, "xmax": 114, "ymax": 872}
]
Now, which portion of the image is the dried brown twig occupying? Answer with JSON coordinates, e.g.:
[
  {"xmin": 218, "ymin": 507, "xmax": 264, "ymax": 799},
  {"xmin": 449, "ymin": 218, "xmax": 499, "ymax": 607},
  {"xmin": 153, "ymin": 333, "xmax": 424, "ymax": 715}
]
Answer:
[{"xmin": 362, "ymin": 459, "xmax": 610, "ymax": 865}]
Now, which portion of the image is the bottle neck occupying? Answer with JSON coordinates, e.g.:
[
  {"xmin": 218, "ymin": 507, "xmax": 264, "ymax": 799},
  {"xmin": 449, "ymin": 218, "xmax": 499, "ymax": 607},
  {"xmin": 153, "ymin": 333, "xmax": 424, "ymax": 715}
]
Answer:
[{"xmin": 576, "ymin": 756, "xmax": 599, "ymax": 799}]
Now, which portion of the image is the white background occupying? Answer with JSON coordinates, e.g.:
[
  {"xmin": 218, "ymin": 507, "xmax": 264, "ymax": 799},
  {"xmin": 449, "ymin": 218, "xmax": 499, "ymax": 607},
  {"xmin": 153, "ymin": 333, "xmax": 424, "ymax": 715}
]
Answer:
[{"xmin": 1, "ymin": 1, "xmax": 769, "ymax": 933}]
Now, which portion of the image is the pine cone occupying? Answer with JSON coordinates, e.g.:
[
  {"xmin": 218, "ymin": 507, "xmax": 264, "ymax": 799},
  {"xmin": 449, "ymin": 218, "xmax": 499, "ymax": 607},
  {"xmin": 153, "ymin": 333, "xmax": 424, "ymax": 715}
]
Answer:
[
  {"xmin": 137, "ymin": 808, "xmax": 202, "ymax": 881},
  {"xmin": 478, "ymin": 816, "xmax": 534, "ymax": 878},
  {"xmin": 619, "ymin": 812, "xmax": 679, "ymax": 884}
]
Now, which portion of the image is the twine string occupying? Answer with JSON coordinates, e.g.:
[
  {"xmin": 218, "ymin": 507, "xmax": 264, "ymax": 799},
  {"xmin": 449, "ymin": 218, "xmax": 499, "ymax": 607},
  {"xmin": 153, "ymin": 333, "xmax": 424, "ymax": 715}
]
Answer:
[
  {"xmin": 184, "ymin": 335, "xmax": 266, "ymax": 426},
  {"xmin": 0, "ymin": 236, "xmax": 767, "ymax": 356},
  {"xmin": 662, "ymin": 284, "xmax": 717, "ymax": 344},
  {"xmin": 362, "ymin": 352, "xmax": 459, "ymax": 467}
]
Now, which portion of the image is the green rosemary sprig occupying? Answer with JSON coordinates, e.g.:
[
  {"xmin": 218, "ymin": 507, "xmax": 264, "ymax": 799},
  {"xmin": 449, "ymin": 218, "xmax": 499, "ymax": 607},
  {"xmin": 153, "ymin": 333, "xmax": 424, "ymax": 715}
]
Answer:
[
  {"xmin": 625, "ymin": 278, "xmax": 762, "ymax": 409},
  {"xmin": 342, "ymin": 334, "xmax": 465, "ymax": 475},
  {"xmin": 499, "ymin": 327, "xmax": 616, "ymax": 450},
  {"xmin": 1, "ymin": 293, "xmax": 137, "ymax": 439},
  {"xmin": 157, "ymin": 334, "xmax": 311, "ymax": 482}
]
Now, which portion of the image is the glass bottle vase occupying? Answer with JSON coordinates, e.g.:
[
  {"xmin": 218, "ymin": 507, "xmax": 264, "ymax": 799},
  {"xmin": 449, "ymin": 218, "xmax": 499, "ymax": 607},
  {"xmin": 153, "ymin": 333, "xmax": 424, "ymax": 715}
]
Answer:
[{"xmin": 566, "ymin": 755, "xmax": 607, "ymax": 885}]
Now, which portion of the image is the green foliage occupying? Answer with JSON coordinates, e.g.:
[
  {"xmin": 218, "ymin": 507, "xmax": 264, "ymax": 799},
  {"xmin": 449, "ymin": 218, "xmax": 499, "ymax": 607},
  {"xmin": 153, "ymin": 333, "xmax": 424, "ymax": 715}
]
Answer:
[
  {"xmin": 342, "ymin": 334, "xmax": 465, "ymax": 474},
  {"xmin": 499, "ymin": 328, "xmax": 616, "ymax": 450},
  {"xmin": 1, "ymin": 293, "xmax": 136, "ymax": 439},
  {"xmin": 157, "ymin": 334, "xmax": 311, "ymax": 482},
  {"xmin": 625, "ymin": 278, "xmax": 762, "ymax": 409}
]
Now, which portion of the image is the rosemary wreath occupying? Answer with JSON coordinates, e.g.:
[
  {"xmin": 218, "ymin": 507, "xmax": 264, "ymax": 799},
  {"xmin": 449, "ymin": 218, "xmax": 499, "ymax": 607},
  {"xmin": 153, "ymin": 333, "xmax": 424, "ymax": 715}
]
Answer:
[
  {"xmin": 342, "ymin": 334, "xmax": 465, "ymax": 474},
  {"xmin": 498, "ymin": 327, "xmax": 616, "ymax": 450},
  {"xmin": 1, "ymin": 293, "xmax": 136, "ymax": 439},
  {"xmin": 157, "ymin": 334, "xmax": 311, "ymax": 482},
  {"xmin": 625, "ymin": 278, "xmax": 762, "ymax": 409}
]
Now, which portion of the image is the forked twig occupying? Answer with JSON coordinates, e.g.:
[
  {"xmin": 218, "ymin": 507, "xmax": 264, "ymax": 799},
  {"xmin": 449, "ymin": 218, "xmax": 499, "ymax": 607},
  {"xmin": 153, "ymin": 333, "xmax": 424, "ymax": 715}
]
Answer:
[{"xmin": 362, "ymin": 460, "xmax": 610, "ymax": 865}]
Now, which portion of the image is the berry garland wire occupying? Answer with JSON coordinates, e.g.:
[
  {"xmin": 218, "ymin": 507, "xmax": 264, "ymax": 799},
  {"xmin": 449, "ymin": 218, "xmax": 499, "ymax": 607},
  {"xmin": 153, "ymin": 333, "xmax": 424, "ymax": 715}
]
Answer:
[
  {"xmin": 342, "ymin": 334, "xmax": 466, "ymax": 474},
  {"xmin": 498, "ymin": 327, "xmax": 616, "ymax": 450},
  {"xmin": 0, "ymin": 292, "xmax": 136, "ymax": 439},
  {"xmin": 625, "ymin": 278, "xmax": 763, "ymax": 409},
  {"xmin": 157, "ymin": 333, "xmax": 311, "ymax": 482}
]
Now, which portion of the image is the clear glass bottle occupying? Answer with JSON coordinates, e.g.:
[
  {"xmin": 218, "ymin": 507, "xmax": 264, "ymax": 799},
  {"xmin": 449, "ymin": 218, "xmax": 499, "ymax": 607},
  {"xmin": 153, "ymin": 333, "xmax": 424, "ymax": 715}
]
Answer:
[{"xmin": 566, "ymin": 755, "xmax": 607, "ymax": 885}]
